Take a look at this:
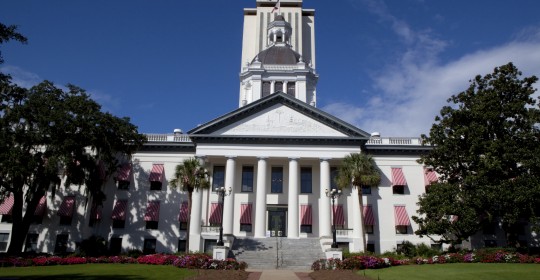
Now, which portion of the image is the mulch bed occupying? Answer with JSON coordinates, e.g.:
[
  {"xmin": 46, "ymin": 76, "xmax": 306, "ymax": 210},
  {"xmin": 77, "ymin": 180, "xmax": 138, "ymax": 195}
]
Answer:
[{"xmin": 185, "ymin": 269, "xmax": 370, "ymax": 280}]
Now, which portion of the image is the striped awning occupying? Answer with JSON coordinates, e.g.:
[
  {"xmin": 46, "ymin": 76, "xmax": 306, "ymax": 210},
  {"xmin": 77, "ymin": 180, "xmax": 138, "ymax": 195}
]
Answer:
[
  {"xmin": 363, "ymin": 205, "xmax": 375, "ymax": 225},
  {"xmin": 149, "ymin": 164, "xmax": 165, "ymax": 182},
  {"xmin": 57, "ymin": 196, "xmax": 76, "ymax": 217},
  {"xmin": 111, "ymin": 200, "xmax": 128, "ymax": 220},
  {"xmin": 209, "ymin": 202, "xmax": 223, "ymax": 224},
  {"xmin": 394, "ymin": 206, "xmax": 411, "ymax": 226},
  {"xmin": 300, "ymin": 204, "xmax": 312, "ymax": 225},
  {"xmin": 91, "ymin": 205, "xmax": 102, "ymax": 220},
  {"xmin": 178, "ymin": 202, "xmax": 189, "ymax": 222},
  {"xmin": 391, "ymin": 167, "xmax": 407, "ymax": 186},
  {"xmin": 424, "ymin": 168, "xmax": 438, "ymax": 186},
  {"xmin": 333, "ymin": 205, "xmax": 345, "ymax": 226},
  {"xmin": 144, "ymin": 201, "xmax": 160, "ymax": 222},
  {"xmin": 240, "ymin": 204, "xmax": 252, "ymax": 224},
  {"xmin": 0, "ymin": 195, "xmax": 14, "ymax": 215},
  {"xmin": 116, "ymin": 163, "xmax": 132, "ymax": 181},
  {"xmin": 34, "ymin": 196, "xmax": 47, "ymax": 216}
]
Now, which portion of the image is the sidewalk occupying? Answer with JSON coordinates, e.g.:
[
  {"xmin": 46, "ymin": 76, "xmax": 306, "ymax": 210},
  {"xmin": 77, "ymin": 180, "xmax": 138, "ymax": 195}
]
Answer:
[{"xmin": 247, "ymin": 269, "xmax": 312, "ymax": 280}]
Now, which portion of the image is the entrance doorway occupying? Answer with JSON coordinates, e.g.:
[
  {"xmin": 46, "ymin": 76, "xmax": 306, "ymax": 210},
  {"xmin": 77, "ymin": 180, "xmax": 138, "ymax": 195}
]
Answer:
[{"xmin": 268, "ymin": 207, "xmax": 287, "ymax": 237}]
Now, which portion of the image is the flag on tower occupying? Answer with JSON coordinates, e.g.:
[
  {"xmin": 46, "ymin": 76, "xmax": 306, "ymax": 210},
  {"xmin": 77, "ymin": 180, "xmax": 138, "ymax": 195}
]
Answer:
[{"xmin": 271, "ymin": 0, "xmax": 281, "ymax": 13}]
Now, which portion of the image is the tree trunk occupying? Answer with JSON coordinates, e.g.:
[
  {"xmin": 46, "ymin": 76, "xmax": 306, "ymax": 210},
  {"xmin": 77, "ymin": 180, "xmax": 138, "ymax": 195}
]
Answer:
[
  {"xmin": 185, "ymin": 190, "xmax": 192, "ymax": 253},
  {"xmin": 357, "ymin": 186, "xmax": 367, "ymax": 252},
  {"xmin": 7, "ymin": 189, "xmax": 41, "ymax": 255}
]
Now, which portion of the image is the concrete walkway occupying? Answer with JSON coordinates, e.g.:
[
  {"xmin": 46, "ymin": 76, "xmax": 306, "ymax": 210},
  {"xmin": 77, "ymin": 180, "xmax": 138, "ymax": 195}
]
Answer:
[{"xmin": 247, "ymin": 269, "xmax": 312, "ymax": 280}]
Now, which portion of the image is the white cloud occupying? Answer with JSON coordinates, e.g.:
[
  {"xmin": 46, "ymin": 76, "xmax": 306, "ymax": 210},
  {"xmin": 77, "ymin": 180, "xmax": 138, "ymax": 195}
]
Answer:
[
  {"xmin": 0, "ymin": 65, "xmax": 42, "ymax": 88},
  {"xmin": 327, "ymin": 0, "xmax": 540, "ymax": 137}
]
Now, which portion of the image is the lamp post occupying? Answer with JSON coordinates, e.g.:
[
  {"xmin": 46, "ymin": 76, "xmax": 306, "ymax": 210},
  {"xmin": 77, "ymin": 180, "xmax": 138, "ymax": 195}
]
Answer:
[
  {"xmin": 216, "ymin": 186, "xmax": 231, "ymax": 246},
  {"xmin": 325, "ymin": 188, "xmax": 342, "ymax": 249}
]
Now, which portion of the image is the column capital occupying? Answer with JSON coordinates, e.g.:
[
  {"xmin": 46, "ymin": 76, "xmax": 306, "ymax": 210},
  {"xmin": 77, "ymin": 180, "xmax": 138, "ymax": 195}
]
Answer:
[
  {"xmin": 288, "ymin": 157, "xmax": 299, "ymax": 161},
  {"xmin": 320, "ymin": 158, "xmax": 332, "ymax": 162},
  {"xmin": 257, "ymin": 157, "xmax": 268, "ymax": 160},
  {"xmin": 226, "ymin": 156, "xmax": 237, "ymax": 160}
]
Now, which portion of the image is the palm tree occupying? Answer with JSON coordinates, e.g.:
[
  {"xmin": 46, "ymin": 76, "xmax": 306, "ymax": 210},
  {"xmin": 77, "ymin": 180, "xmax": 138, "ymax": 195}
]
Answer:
[
  {"xmin": 336, "ymin": 153, "xmax": 381, "ymax": 252},
  {"xmin": 169, "ymin": 157, "xmax": 210, "ymax": 253}
]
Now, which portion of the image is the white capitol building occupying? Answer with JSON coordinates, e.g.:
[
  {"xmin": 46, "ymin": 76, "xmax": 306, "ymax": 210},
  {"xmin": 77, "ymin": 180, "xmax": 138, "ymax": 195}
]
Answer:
[{"xmin": 0, "ymin": 0, "xmax": 526, "ymax": 268}]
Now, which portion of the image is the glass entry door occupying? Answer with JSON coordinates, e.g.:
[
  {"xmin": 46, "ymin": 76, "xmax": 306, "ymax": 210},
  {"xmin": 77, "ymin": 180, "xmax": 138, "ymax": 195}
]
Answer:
[{"xmin": 268, "ymin": 207, "xmax": 287, "ymax": 237}]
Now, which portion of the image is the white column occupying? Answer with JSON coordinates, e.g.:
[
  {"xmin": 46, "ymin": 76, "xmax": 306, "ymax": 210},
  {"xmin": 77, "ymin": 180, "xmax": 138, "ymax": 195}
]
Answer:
[
  {"xmin": 189, "ymin": 188, "xmax": 203, "ymax": 251},
  {"xmin": 270, "ymin": 81, "xmax": 275, "ymax": 94},
  {"xmin": 223, "ymin": 157, "xmax": 236, "ymax": 235},
  {"xmin": 287, "ymin": 158, "xmax": 299, "ymax": 238},
  {"xmin": 283, "ymin": 81, "xmax": 288, "ymax": 93},
  {"xmin": 319, "ymin": 159, "xmax": 332, "ymax": 237},
  {"xmin": 254, "ymin": 157, "xmax": 268, "ymax": 238}
]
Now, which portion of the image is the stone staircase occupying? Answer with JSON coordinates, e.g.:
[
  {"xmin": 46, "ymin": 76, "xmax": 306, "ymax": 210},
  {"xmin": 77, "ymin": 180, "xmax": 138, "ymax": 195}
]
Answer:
[{"xmin": 231, "ymin": 237, "xmax": 325, "ymax": 270}]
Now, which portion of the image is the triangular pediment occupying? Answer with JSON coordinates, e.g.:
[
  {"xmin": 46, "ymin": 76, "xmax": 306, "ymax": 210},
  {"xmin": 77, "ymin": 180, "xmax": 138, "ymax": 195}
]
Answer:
[
  {"xmin": 188, "ymin": 92, "xmax": 370, "ymax": 142},
  {"xmin": 214, "ymin": 104, "xmax": 347, "ymax": 137}
]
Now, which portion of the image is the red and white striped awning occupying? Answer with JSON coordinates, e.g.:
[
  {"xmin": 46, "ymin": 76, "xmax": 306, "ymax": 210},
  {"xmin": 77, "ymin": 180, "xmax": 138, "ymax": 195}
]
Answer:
[
  {"xmin": 149, "ymin": 164, "xmax": 165, "ymax": 182},
  {"xmin": 116, "ymin": 163, "xmax": 132, "ymax": 181},
  {"xmin": 144, "ymin": 201, "xmax": 160, "ymax": 222},
  {"xmin": 209, "ymin": 202, "xmax": 223, "ymax": 224},
  {"xmin": 0, "ymin": 195, "xmax": 14, "ymax": 215},
  {"xmin": 363, "ymin": 205, "xmax": 375, "ymax": 225},
  {"xmin": 394, "ymin": 206, "xmax": 411, "ymax": 226},
  {"xmin": 391, "ymin": 168, "xmax": 407, "ymax": 186},
  {"xmin": 240, "ymin": 203, "xmax": 252, "ymax": 224},
  {"xmin": 424, "ymin": 168, "xmax": 438, "ymax": 186},
  {"xmin": 34, "ymin": 196, "xmax": 47, "ymax": 216},
  {"xmin": 333, "ymin": 205, "xmax": 345, "ymax": 226},
  {"xmin": 178, "ymin": 202, "xmax": 189, "ymax": 222},
  {"xmin": 300, "ymin": 204, "xmax": 312, "ymax": 225},
  {"xmin": 57, "ymin": 196, "xmax": 76, "ymax": 217},
  {"xmin": 111, "ymin": 200, "xmax": 128, "ymax": 220},
  {"xmin": 91, "ymin": 205, "xmax": 102, "ymax": 220}
]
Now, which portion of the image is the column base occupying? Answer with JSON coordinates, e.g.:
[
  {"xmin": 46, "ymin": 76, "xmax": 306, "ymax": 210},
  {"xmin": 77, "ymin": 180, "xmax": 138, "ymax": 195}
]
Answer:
[{"xmin": 212, "ymin": 246, "xmax": 230, "ymax": 260}]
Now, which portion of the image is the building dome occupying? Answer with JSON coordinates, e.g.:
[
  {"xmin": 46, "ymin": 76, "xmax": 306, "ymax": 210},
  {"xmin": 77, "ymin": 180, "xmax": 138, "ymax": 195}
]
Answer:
[{"xmin": 253, "ymin": 45, "xmax": 302, "ymax": 65}]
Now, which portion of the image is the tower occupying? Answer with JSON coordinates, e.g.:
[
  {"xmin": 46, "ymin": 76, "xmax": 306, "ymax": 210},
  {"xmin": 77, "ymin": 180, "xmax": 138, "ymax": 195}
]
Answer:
[{"xmin": 239, "ymin": 0, "xmax": 318, "ymax": 107}]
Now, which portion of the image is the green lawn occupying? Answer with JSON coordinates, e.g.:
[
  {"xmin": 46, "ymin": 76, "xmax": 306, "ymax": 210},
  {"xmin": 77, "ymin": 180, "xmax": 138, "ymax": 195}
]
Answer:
[
  {"xmin": 0, "ymin": 264, "xmax": 196, "ymax": 280},
  {"xmin": 362, "ymin": 263, "xmax": 540, "ymax": 280}
]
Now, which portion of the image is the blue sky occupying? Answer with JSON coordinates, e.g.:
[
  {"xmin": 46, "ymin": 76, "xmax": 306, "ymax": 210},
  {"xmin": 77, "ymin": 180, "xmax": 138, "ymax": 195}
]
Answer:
[{"xmin": 2, "ymin": 0, "xmax": 540, "ymax": 137}]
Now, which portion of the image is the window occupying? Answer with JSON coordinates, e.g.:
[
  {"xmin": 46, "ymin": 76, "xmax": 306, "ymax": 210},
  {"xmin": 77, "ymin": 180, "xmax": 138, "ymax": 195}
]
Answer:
[
  {"xmin": 396, "ymin": 225, "xmax": 408, "ymax": 234},
  {"xmin": 110, "ymin": 237, "xmax": 122, "ymax": 255},
  {"xmin": 431, "ymin": 244, "xmax": 442, "ymax": 251},
  {"xmin": 146, "ymin": 221, "xmax": 159, "ymax": 230},
  {"xmin": 0, "ymin": 233, "xmax": 9, "ymax": 252},
  {"xmin": 300, "ymin": 167, "xmax": 312, "ymax": 193},
  {"xmin": 212, "ymin": 166, "xmax": 225, "ymax": 191},
  {"xmin": 150, "ymin": 181, "xmax": 162, "ymax": 191},
  {"xmin": 425, "ymin": 185, "xmax": 431, "ymax": 194},
  {"xmin": 59, "ymin": 216, "xmax": 73, "ymax": 226},
  {"xmin": 179, "ymin": 222, "xmax": 188, "ymax": 231},
  {"xmin": 330, "ymin": 167, "xmax": 338, "ymax": 190},
  {"xmin": 365, "ymin": 225, "xmax": 374, "ymax": 234},
  {"xmin": 1, "ymin": 215, "xmax": 12, "ymax": 223},
  {"xmin": 241, "ymin": 166, "xmax": 254, "ymax": 192},
  {"xmin": 366, "ymin": 243, "xmax": 375, "ymax": 253},
  {"xmin": 178, "ymin": 240, "xmax": 187, "ymax": 253},
  {"xmin": 271, "ymin": 167, "xmax": 283, "ymax": 193},
  {"xmin": 32, "ymin": 215, "xmax": 43, "ymax": 224},
  {"xmin": 113, "ymin": 220, "xmax": 125, "ymax": 229},
  {"xmin": 240, "ymin": 224, "xmax": 252, "ymax": 232},
  {"xmin": 25, "ymin": 233, "xmax": 39, "ymax": 253},
  {"xmin": 362, "ymin": 185, "xmax": 372, "ymax": 195},
  {"xmin": 143, "ymin": 238, "xmax": 156, "ymax": 254},
  {"xmin": 118, "ymin": 180, "xmax": 130, "ymax": 190},
  {"xmin": 275, "ymin": 81, "xmax": 283, "ymax": 93},
  {"xmin": 287, "ymin": 82, "xmax": 296, "ymax": 96},
  {"xmin": 262, "ymin": 82, "xmax": 271, "ymax": 97},
  {"xmin": 301, "ymin": 225, "xmax": 312, "ymax": 233},
  {"xmin": 204, "ymin": 239, "xmax": 217, "ymax": 255},
  {"xmin": 393, "ymin": 185, "xmax": 405, "ymax": 195},
  {"xmin": 54, "ymin": 234, "xmax": 68, "ymax": 254}
]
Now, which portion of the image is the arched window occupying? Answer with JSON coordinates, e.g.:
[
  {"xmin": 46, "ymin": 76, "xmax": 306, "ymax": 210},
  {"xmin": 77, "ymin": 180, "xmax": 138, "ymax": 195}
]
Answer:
[
  {"xmin": 262, "ymin": 82, "xmax": 271, "ymax": 97},
  {"xmin": 287, "ymin": 82, "xmax": 296, "ymax": 97},
  {"xmin": 275, "ymin": 82, "xmax": 283, "ymax": 93}
]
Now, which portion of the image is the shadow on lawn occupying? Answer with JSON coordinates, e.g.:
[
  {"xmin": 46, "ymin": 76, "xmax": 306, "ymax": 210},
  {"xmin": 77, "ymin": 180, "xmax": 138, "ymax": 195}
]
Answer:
[{"xmin": 0, "ymin": 274, "xmax": 146, "ymax": 280}]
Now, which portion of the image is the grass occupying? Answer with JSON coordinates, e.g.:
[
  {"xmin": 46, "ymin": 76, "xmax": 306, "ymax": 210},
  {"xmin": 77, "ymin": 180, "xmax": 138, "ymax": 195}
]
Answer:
[
  {"xmin": 0, "ymin": 264, "xmax": 196, "ymax": 280},
  {"xmin": 362, "ymin": 263, "xmax": 540, "ymax": 280}
]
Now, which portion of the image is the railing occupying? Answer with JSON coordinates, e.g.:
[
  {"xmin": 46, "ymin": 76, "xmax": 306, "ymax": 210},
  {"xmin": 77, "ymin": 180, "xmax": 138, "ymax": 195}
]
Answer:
[
  {"xmin": 201, "ymin": 226, "xmax": 220, "ymax": 234},
  {"xmin": 336, "ymin": 228, "xmax": 353, "ymax": 237},
  {"xmin": 263, "ymin": 65, "xmax": 300, "ymax": 71},
  {"xmin": 367, "ymin": 137, "xmax": 423, "ymax": 146},
  {"xmin": 145, "ymin": 134, "xmax": 192, "ymax": 143}
]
